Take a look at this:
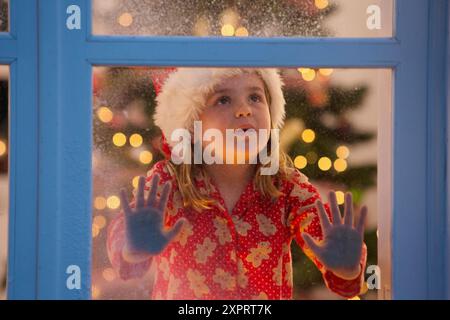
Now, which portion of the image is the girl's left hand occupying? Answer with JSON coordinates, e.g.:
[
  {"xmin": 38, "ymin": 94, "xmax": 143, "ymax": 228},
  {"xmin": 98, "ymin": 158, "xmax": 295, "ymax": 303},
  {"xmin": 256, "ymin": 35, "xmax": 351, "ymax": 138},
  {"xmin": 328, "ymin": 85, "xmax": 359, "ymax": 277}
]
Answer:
[{"xmin": 301, "ymin": 191, "xmax": 368, "ymax": 280}]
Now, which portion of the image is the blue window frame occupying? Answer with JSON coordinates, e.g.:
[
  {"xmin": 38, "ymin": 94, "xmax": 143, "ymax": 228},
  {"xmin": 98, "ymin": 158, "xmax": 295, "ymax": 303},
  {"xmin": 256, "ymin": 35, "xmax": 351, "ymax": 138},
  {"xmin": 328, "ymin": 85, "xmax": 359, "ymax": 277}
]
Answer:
[{"xmin": 0, "ymin": 0, "xmax": 448, "ymax": 299}]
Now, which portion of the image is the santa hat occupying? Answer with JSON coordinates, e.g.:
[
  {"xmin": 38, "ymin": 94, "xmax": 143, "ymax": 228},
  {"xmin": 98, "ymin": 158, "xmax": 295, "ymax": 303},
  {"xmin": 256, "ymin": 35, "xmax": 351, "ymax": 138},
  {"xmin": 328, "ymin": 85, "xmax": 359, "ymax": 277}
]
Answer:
[{"xmin": 152, "ymin": 68, "xmax": 286, "ymax": 156}]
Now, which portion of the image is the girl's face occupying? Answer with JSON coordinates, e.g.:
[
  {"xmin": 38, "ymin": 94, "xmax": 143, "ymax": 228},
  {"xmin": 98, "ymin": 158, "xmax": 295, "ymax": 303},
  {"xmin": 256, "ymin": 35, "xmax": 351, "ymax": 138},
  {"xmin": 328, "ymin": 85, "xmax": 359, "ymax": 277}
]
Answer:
[{"xmin": 199, "ymin": 72, "xmax": 272, "ymax": 163}]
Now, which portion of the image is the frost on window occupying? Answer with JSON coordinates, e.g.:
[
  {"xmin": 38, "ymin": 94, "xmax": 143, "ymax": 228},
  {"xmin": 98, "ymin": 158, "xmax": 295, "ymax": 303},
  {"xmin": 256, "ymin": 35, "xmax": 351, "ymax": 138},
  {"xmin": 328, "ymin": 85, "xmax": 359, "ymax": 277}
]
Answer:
[
  {"xmin": 0, "ymin": 0, "xmax": 8, "ymax": 32},
  {"xmin": 92, "ymin": 0, "xmax": 393, "ymax": 37},
  {"xmin": 91, "ymin": 66, "xmax": 391, "ymax": 299},
  {"xmin": 0, "ymin": 65, "xmax": 9, "ymax": 300}
]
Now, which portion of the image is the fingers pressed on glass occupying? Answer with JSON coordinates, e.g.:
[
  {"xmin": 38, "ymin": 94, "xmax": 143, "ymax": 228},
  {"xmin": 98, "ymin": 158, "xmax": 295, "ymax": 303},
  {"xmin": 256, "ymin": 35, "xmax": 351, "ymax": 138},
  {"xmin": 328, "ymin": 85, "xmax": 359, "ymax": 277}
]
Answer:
[
  {"xmin": 119, "ymin": 188, "xmax": 131, "ymax": 214},
  {"xmin": 328, "ymin": 191, "xmax": 342, "ymax": 225},
  {"xmin": 136, "ymin": 176, "xmax": 146, "ymax": 208},
  {"xmin": 146, "ymin": 174, "xmax": 160, "ymax": 208},
  {"xmin": 357, "ymin": 206, "xmax": 368, "ymax": 237},
  {"xmin": 157, "ymin": 182, "xmax": 171, "ymax": 211},
  {"xmin": 165, "ymin": 218, "xmax": 185, "ymax": 241},
  {"xmin": 315, "ymin": 200, "xmax": 331, "ymax": 235},
  {"xmin": 344, "ymin": 192, "xmax": 353, "ymax": 227},
  {"xmin": 302, "ymin": 233, "xmax": 323, "ymax": 259}
]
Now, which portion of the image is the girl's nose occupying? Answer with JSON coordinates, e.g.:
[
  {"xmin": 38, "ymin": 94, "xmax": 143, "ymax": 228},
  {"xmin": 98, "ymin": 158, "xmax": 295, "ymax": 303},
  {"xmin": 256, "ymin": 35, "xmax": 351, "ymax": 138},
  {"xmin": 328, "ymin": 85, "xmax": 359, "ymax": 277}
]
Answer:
[
  {"xmin": 235, "ymin": 102, "xmax": 252, "ymax": 118},
  {"xmin": 235, "ymin": 110, "xmax": 251, "ymax": 118}
]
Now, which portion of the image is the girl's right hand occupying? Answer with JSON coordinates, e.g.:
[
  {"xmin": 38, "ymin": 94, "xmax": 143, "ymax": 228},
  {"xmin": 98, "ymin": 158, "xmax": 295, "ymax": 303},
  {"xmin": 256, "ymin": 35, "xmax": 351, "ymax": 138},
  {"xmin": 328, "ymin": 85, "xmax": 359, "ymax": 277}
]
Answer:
[{"xmin": 119, "ymin": 175, "xmax": 185, "ymax": 256}]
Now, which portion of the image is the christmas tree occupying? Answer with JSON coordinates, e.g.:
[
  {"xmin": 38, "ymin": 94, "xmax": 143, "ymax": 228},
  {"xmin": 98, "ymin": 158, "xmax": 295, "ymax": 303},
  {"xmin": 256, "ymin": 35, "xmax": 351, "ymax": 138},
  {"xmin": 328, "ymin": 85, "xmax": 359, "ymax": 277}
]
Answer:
[{"xmin": 92, "ymin": 0, "xmax": 377, "ymax": 299}]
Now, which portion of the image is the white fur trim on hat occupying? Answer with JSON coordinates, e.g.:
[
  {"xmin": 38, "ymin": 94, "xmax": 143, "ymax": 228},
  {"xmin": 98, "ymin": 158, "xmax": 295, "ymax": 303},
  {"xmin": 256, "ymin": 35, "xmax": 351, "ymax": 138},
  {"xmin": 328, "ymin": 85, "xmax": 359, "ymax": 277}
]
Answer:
[{"xmin": 153, "ymin": 68, "xmax": 286, "ymax": 148}]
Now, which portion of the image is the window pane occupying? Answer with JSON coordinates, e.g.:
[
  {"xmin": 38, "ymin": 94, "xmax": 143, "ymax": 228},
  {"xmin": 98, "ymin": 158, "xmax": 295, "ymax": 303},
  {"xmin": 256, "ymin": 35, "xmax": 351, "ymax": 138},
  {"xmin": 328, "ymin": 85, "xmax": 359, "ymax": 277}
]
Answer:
[
  {"xmin": 92, "ymin": 66, "xmax": 390, "ymax": 300},
  {"xmin": 0, "ymin": 0, "xmax": 8, "ymax": 32},
  {"xmin": 0, "ymin": 65, "xmax": 9, "ymax": 300},
  {"xmin": 92, "ymin": 0, "xmax": 393, "ymax": 38}
]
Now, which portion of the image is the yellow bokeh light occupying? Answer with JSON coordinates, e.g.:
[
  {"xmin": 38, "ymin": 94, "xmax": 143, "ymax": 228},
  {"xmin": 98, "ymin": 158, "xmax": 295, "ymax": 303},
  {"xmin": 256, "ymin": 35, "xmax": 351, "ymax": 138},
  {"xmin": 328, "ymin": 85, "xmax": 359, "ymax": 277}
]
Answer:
[
  {"xmin": 193, "ymin": 16, "xmax": 210, "ymax": 36},
  {"xmin": 336, "ymin": 145, "xmax": 350, "ymax": 159},
  {"xmin": 92, "ymin": 224, "xmax": 100, "ymax": 238},
  {"xmin": 97, "ymin": 107, "xmax": 113, "ymax": 123},
  {"xmin": 235, "ymin": 27, "xmax": 249, "ymax": 37},
  {"xmin": 91, "ymin": 285, "xmax": 100, "ymax": 299},
  {"xmin": 221, "ymin": 24, "xmax": 235, "ymax": 36},
  {"xmin": 319, "ymin": 68, "xmax": 334, "ymax": 76},
  {"xmin": 94, "ymin": 196, "xmax": 107, "ymax": 210},
  {"xmin": 298, "ymin": 68, "xmax": 309, "ymax": 74},
  {"xmin": 315, "ymin": 0, "xmax": 329, "ymax": 10},
  {"xmin": 302, "ymin": 129, "xmax": 316, "ymax": 143},
  {"xmin": 132, "ymin": 176, "xmax": 140, "ymax": 189},
  {"xmin": 118, "ymin": 12, "xmax": 133, "ymax": 27},
  {"xmin": 318, "ymin": 157, "xmax": 332, "ymax": 171},
  {"xmin": 102, "ymin": 268, "xmax": 116, "ymax": 282},
  {"xmin": 139, "ymin": 151, "xmax": 153, "ymax": 164},
  {"xmin": 112, "ymin": 132, "xmax": 127, "ymax": 147},
  {"xmin": 334, "ymin": 158, "xmax": 348, "ymax": 172},
  {"xmin": 335, "ymin": 191, "xmax": 345, "ymax": 205},
  {"xmin": 0, "ymin": 140, "xmax": 6, "ymax": 156},
  {"xmin": 302, "ymin": 69, "xmax": 316, "ymax": 82},
  {"xmin": 348, "ymin": 296, "xmax": 361, "ymax": 300},
  {"xmin": 93, "ymin": 215, "xmax": 107, "ymax": 229},
  {"xmin": 306, "ymin": 151, "xmax": 318, "ymax": 164},
  {"xmin": 106, "ymin": 195, "xmax": 121, "ymax": 209},
  {"xmin": 294, "ymin": 156, "xmax": 307, "ymax": 169},
  {"xmin": 129, "ymin": 133, "xmax": 143, "ymax": 148}
]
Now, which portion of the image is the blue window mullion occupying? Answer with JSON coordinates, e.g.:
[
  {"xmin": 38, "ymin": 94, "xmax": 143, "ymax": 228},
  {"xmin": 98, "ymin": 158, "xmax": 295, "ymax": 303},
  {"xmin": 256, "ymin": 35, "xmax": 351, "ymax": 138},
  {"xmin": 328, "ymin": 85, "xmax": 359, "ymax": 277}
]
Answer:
[
  {"xmin": 86, "ymin": 37, "xmax": 401, "ymax": 68},
  {"xmin": 6, "ymin": 0, "xmax": 39, "ymax": 300}
]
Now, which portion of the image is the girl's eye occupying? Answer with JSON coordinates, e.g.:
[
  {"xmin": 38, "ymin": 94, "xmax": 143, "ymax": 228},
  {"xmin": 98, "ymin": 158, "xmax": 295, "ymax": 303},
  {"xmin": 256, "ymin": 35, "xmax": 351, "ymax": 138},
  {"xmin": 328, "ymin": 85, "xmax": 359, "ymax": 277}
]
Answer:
[
  {"xmin": 250, "ymin": 94, "xmax": 263, "ymax": 103},
  {"xmin": 216, "ymin": 96, "xmax": 231, "ymax": 105}
]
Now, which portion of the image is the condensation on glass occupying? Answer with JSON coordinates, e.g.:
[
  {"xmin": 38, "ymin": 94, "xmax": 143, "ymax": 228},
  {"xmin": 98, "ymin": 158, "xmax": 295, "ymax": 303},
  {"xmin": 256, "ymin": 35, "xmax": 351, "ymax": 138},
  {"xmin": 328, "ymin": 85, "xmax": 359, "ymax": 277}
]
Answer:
[
  {"xmin": 0, "ymin": 0, "xmax": 8, "ymax": 32},
  {"xmin": 91, "ymin": 66, "xmax": 391, "ymax": 300},
  {"xmin": 92, "ymin": 0, "xmax": 393, "ymax": 38},
  {"xmin": 0, "ymin": 65, "xmax": 9, "ymax": 300}
]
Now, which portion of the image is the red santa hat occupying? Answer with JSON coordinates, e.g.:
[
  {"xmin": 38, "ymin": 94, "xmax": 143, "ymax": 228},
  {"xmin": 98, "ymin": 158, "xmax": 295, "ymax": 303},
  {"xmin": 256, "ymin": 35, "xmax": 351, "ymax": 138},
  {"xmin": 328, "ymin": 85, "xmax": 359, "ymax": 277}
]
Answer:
[{"xmin": 151, "ymin": 68, "xmax": 286, "ymax": 157}]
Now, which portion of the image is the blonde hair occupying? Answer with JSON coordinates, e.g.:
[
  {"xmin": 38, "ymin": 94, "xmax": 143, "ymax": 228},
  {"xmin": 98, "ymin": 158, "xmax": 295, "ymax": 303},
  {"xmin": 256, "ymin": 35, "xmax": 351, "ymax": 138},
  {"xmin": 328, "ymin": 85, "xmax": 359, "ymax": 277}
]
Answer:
[{"xmin": 162, "ymin": 73, "xmax": 296, "ymax": 212}]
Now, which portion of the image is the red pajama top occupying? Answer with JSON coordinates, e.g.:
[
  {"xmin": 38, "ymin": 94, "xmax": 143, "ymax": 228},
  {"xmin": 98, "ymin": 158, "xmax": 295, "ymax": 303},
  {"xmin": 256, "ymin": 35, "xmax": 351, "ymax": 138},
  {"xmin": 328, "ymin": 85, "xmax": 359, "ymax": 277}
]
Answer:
[{"xmin": 107, "ymin": 159, "xmax": 367, "ymax": 300}]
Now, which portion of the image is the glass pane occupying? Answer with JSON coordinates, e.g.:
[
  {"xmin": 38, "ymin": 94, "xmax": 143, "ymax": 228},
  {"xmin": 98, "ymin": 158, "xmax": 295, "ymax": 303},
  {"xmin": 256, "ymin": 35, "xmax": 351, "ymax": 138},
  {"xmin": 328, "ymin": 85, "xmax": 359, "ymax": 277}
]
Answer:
[
  {"xmin": 0, "ymin": 65, "xmax": 9, "ymax": 299},
  {"xmin": 92, "ymin": 0, "xmax": 393, "ymax": 37},
  {"xmin": 0, "ymin": 0, "xmax": 8, "ymax": 32},
  {"xmin": 92, "ymin": 66, "xmax": 390, "ymax": 300}
]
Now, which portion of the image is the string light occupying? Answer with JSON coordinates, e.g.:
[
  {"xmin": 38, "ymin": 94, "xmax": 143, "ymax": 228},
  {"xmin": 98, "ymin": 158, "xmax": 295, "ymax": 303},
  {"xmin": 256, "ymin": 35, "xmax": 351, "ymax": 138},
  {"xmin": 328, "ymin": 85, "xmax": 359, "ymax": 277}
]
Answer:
[
  {"xmin": 91, "ymin": 285, "xmax": 101, "ymax": 299},
  {"xmin": 102, "ymin": 268, "xmax": 117, "ymax": 282},
  {"xmin": 235, "ymin": 27, "xmax": 249, "ymax": 37},
  {"xmin": 94, "ymin": 196, "xmax": 107, "ymax": 210},
  {"xmin": 294, "ymin": 156, "xmax": 307, "ymax": 169},
  {"xmin": 93, "ymin": 215, "xmax": 107, "ymax": 229},
  {"xmin": 118, "ymin": 12, "xmax": 133, "ymax": 27},
  {"xmin": 193, "ymin": 16, "xmax": 210, "ymax": 36},
  {"xmin": 315, "ymin": 0, "xmax": 329, "ymax": 10},
  {"xmin": 335, "ymin": 191, "xmax": 345, "ymax": 205},
  {"xmin": 301, "ymin": 129, "xmax": 316, "ymax": 143},
  {"xmin": 106, "ymin": 195, "xmax": 121, "ymax": 209},
  {"xmin": 334, "ymin": 158, "xmax": 347, "ymax": 172},
  {"xmin": 299, "ymin": 68, "xmax": 316, "ymax": 82},
  {"xmin": 319, "ymin": 68, "xmax": 334, "ymax": 76},
  {"xmin": 139, "ymin": 151, "xmax": 153, "ymax": 164},
  {"xmin": 92, "ymin": 224, "xmax": 100, "ymax": 238},
  {"xmin": 132, "ymin": 176, "xmax": 140, "ymax": 189},
  {"xmin": 221, "ymin": 24, "xmax": 235, "ymax": 36},
  {"xmin": 0, "ymin": 140, "xmax": 6, "ymax": 156},
  {"xmin": 348, "ymin": 296, "xmax": 361, "ymax": 300},
  {"xmin": 112, "ymin": 132, "xmax": 127, "ymax": 147},
  {"xmin": 336, "ymin": 145, "xmax": 350, "ymax": 159},
  {"xmin": 318, "ymin": 157, "xmax": 332, "ymax": 171},
  {"xmin": 129, "ymin": 133, "xmax": 143, "ymax": 148},
  {"xmin": 97, "ymin": 107, "xmax": 113, "ymax": 123}
]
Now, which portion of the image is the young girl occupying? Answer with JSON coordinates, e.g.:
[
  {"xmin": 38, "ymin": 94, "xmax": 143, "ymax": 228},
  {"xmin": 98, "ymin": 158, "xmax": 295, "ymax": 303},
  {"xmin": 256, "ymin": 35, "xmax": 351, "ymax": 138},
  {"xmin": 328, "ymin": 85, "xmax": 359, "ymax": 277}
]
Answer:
[{"xmin": 107, "ymin": 68, "xmax": 368, "ymax": 300}]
